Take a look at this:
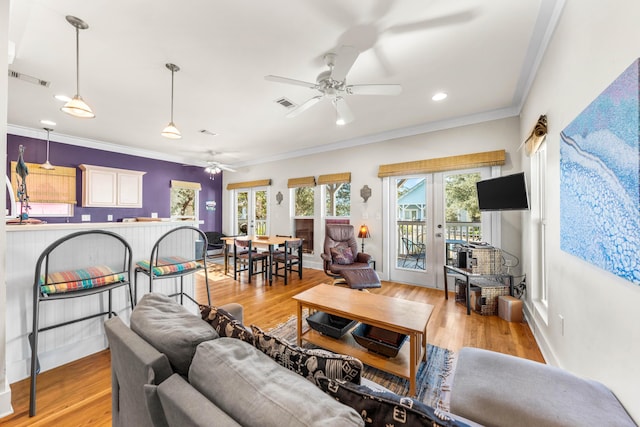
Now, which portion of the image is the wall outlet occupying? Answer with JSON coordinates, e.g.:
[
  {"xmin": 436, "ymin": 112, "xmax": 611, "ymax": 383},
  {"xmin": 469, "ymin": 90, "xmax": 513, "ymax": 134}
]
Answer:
[
  {"xmin": 81, "ymin": 214, "xmax": 91, "ymax": 222},
  {"xmin": 151, "ymin": 212, "xmax": 158, "ymax": 218},
  {"xmin": 107, "ymin": 214, "xmax": 113, "ymax": 222}
]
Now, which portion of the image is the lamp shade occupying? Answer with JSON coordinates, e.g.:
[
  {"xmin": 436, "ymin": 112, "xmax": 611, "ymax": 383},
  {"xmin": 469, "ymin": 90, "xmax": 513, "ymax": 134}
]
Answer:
[
  {"xmin": 61, "ymin": 95, "xmax": 95, "ymax": 119},
  {"xmin": 358, "ymin": 224, "xmax": 370, "ymax": 239},
  {"xmin": 161, "ymin": 122, "xmax": 181, "ymax": 139}
]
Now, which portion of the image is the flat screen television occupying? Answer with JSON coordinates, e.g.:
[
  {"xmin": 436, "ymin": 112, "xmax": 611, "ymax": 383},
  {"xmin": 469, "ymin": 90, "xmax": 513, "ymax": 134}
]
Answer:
[{"xmin": 476, "ymin": 172, "xmax": 529, "ymax": 211}]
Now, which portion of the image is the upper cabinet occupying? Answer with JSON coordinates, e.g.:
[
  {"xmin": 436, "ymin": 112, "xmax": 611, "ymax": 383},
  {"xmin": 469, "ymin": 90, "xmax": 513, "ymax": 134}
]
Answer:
[{"xmin": 79, "ymin": 164, "xmax": 146, "ymax": 208}]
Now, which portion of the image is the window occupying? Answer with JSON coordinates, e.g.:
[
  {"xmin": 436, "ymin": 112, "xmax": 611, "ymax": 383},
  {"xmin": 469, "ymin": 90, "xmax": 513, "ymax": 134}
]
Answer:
[
  {"xmin": 319, "ymin": 172, "xmax": 351, "ymax": 218},
  {"xmin": 170, "ymin": 180, "xmax": 201, "ymax": 220}
]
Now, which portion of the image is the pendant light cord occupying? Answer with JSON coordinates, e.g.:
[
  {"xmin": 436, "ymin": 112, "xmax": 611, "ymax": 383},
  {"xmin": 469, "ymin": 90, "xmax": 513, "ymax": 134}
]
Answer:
[
  {"xmin": 170, "ymin": 68, "xmax": 175, "ymax": 122},
  {"xmin": 75, "ymin": 26, "xmax": 80, "ymax": 95}
]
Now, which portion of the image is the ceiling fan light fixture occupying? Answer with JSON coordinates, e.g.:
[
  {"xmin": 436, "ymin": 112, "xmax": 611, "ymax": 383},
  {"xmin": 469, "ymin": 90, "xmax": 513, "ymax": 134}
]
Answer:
[
  {"xmin": 162, "ymin": 63, "xmax": 181, "ymax": 139},
  {"xmin": 61, "ymin": 16, "xmax": 95, "ymax": 119}
]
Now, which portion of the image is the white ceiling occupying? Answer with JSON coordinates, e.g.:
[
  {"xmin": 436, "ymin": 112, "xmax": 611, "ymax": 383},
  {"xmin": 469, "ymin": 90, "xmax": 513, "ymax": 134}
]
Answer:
[{"xmin": 7, "ymin": 0, "xmax": 562, "ymax": 168}]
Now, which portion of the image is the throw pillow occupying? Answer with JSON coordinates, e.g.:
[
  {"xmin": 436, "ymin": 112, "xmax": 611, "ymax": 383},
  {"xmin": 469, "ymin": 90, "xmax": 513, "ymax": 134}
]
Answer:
[
  {"xmin": 317, "ymin": 377, "xmax": 470, "ymax": 427},
  {"xmin": 251, "ymin": 324, "xmax": 362, "ymax": 385},
  {"xmin": 330, "ymin": 245, "xmax": 354, "ymax": 265},
  {"xmin": 200, "ymin": 305, "xmax": 254, "ymax": 346}
]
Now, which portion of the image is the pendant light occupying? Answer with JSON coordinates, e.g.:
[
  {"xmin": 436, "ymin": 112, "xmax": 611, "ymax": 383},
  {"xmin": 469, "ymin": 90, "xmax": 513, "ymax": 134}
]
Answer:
[
  {"xmin": 40, "ymin": 128, "xmax": 55, "ymax": 170},
  {"xmin": 161, "ymin": 63, "xmax": 181, "ymax": 139},
  {"xmin": 61, "ymin": 16, "xmax": 95, "ymax": 118}
]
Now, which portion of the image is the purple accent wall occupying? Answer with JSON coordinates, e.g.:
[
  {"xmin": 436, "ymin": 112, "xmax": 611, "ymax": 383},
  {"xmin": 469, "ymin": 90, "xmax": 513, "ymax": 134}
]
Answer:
[{"xmin": 6, "ymin": 134, "xmax": 223, "ymax": 232}]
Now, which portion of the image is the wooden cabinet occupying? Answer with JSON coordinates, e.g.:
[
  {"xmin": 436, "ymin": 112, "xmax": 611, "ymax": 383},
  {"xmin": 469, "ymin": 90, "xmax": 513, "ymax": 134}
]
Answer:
[{"xmin": 79, "ymin": 164, "xmax": 146, "ymax": 208}]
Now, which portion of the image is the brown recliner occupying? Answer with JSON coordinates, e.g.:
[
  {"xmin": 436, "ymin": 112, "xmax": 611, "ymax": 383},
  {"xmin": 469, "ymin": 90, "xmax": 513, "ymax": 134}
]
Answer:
[{"xmin": 320, "ymin": 224, "xmax": 372, "ymax": 279}]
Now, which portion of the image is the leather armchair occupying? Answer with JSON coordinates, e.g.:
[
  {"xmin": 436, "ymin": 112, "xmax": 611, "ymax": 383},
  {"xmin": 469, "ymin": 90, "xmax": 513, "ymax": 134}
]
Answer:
[{"xmin": 321, "ymin": 224, "xmax": 372, "ymax": 278}]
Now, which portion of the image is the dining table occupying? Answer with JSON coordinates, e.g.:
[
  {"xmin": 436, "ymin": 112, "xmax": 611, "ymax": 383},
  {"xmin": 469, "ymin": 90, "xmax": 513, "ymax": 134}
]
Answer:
[{"xmin": 221, "ymin": 235, "xmax": 302, "ymax": 285}]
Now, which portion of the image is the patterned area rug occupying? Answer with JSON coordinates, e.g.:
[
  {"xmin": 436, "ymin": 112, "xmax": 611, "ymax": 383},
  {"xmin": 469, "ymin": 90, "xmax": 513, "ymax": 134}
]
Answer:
[{"xmin": 268, "ymin": 314, "xmax": 456, "ymax": 410}]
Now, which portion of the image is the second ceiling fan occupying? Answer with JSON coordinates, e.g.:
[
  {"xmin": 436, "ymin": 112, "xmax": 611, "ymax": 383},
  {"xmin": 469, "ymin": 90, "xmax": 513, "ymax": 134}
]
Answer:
[{"xmin": 265, "ymin": 45, "xmax": 402, "ymax": 125}]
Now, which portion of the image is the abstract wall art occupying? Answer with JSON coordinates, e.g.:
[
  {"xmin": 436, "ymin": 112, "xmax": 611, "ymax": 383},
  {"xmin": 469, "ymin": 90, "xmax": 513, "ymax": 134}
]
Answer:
[{"xmin": 560, "ymin": 58, "xmax": 640, "ymax": 285}]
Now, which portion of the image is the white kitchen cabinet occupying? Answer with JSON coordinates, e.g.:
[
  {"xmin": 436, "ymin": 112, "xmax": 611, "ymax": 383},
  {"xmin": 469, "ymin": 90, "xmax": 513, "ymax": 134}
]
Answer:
[{"xmin": 79, "ymin": 164, "xmax": 146, "ymax": 208}]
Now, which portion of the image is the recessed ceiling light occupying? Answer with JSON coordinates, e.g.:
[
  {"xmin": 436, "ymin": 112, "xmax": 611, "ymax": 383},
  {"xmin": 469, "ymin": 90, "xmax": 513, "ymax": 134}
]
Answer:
[
  {"xmin": 432, "ymin": 92, "xmax": 448, "ymax": 101},
  {"xmin": 54, "ymin": 94, "xmax": 72, "ymax": 102},
  {"xmin": 40, "ymin": 119, "xmax": 56, "ymax": 126}
]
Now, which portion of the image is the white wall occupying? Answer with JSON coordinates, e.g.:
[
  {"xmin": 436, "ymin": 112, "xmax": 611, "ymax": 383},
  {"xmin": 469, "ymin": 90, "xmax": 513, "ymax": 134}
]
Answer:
[
  {"xmin": 520, "ymin": 0, "xmax": 640, "ymax": 420},
  {"xmin": 223, "ymin": 116, "xmax": 522, "ymax": 279},
  {"xmin": 0, "ymin": 0, "xmax": 11, "ymax": 418}
]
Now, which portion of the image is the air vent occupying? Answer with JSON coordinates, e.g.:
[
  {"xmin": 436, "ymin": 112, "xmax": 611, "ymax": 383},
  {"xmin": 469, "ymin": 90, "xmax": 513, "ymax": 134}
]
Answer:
[
  {"xmin": 8, "ymin": 69, "xmax": 50, "ymax": 87},
  {"xmin": 199, "ymin": 129, "xmax": 217, "ymax": 136},
  {"xmin": 275, "ymin": 97, "xmax": 296, "ymax": 109}
]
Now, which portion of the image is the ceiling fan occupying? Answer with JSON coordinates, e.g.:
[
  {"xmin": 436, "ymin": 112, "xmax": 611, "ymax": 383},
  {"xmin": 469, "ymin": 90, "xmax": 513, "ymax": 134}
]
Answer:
[{"xmin": 265, "ymin": 45, "xmax": 402, "ymax": 125}]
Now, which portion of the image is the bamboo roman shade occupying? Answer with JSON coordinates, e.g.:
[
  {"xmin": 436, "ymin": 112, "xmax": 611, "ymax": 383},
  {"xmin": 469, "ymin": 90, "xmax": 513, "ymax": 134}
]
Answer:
[
  {"xmin": 317, "ymin": 172, "xmax": 351, "ymax": 185},
  {"xmin": 11, "ymin": 161, "xmax": 77, "ymax": 204},
  {"xmin": 287, "ymin": 176, "xmax": 316, "ymax": 188},
  {"xmin": 378, "ymin": 150, "xmax": 506, "ymax": 177},
  {"xmin": 227, "ymin": 179, "xmax": 272, "ymax": 190},
  {"xmin": 171, "ymin": 180, "xmax": 202, "ymax": 190}
]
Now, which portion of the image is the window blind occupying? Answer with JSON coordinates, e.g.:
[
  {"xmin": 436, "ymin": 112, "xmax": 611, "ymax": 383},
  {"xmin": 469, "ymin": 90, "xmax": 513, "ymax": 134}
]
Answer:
[
  {"xmin": 287, "ymin": 176, "xmax": 316, "ymax": 188},
  {"xmin": 11, "ymin": 161, "xmax": 77, "ymax": 204},
  {"xmin": 171, "ymin": 180, "xmax": 202, "ymax": 190},
  {"xmin": 226, "ymin": 179, "xmax": 272, "ymax": 190},
  {"xmin": 378, "ymin": 150, "xmax": 506, "ymax": 177},
  {"xmin": 317, "ymin": 172, "xmax": 351, "ymax": 185}
]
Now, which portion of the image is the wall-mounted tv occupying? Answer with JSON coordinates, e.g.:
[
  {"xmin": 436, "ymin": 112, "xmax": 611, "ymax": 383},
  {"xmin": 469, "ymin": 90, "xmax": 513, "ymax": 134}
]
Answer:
[{"xmin": 476, "ymin": 172, "xmax": 529, "ymax": 211}]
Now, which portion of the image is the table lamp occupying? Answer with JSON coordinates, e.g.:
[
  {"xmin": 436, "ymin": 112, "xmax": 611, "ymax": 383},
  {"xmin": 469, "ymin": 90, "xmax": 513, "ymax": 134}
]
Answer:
[{"xmin": 358, "ymin": 224, "xmax": 370, "ymax": 253}]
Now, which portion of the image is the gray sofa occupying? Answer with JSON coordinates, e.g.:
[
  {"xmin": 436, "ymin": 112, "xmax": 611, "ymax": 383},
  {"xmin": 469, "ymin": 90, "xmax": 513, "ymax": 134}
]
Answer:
[{"xmin": 105, "ymin": 292, "xmax": 636, "ymax": 427}]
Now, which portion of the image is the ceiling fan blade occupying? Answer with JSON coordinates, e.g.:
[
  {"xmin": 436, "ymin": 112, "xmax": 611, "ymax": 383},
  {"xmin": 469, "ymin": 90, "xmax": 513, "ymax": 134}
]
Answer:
[
  {"xmin": 285, "ymin": 95, "xmax": 323, "ymax": 118},
  {"xmin": 332, "ymin": 97, "xmax": 354, "ymax": 125},
  {"xmin": 265, "ymin": 75, "xmax": 317, "ymax": 89},
  {"xmin": 330, "ymin": 45, "xmax": 360, "ymax": 82},
  {"xmin": 218, "ymin": 164, "xmax": 236, "ymax": 173},
  {"xmin": 347, "ymin": 84, "xmax": 402, "ymax": 96}
]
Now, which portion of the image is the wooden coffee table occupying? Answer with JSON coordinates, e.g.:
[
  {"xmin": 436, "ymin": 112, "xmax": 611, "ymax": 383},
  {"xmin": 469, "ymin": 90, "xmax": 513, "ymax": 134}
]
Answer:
[{"xmin": 292, "ymin": 284, "xmax": 434, "ymax": 396}]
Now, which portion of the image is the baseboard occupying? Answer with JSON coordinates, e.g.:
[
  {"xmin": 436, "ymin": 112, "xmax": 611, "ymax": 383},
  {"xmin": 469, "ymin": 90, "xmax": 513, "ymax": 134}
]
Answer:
[
  {"xmin": 523, "ymin": 302, "xmax": 559, "ymax": 366},
  {"xmin": 0, "ymin": 377, "xmax": 14, "ymax": 419}
]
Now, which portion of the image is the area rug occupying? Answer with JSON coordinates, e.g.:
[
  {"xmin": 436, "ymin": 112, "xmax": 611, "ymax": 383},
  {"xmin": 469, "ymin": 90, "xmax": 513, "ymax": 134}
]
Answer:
[{"xmin": 268, "ymin": 313, "xmax": 456, "ymax": 410}]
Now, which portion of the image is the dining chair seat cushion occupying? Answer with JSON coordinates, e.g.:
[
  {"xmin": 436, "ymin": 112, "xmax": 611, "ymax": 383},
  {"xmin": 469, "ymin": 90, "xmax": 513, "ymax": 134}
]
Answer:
[
  {"xmin": 136, "ymin": 256, "xmax": 202, "ymax": 276},
  {"xmin": 237, "ymin": 252, "xmax": 269, "ymax": 260},
  {"xmin": 272, "ymin": 252, "xmax": 300, "ymax": 262},
  {"xmin": 40, "ymin": 265, "xmax": 126, "ymax": 295}
]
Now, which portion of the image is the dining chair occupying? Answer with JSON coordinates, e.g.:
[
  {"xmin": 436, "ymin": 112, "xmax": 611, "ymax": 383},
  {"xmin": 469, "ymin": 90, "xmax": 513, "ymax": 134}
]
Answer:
[
  {"xmin": 272, "ymin": 238, "xmax": 303, "ymax": 285},
  {"xmin": 135, "ymin": 226, "xmax": 211, "ymax": 306},
  {"xmin": 29, "ymin": 229, "xmax": 133, "ymax": 417},
  {"xmin": 234, "ymin": 239, "xmax": 270, "ymax": 284}
]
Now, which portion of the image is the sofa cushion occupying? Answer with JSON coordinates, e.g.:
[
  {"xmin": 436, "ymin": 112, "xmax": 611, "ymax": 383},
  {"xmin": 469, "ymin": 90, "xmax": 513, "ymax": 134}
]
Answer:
[
  {"xmin": 131, "ymin": 293, "xmax": 218, "ymax": 376},
  {"xmin": 451, "ymin": 347, "xmax": 637, "ymax": 427},
  {"xmin": 317, "ymin": 377, "xmax": 469, "ymax": 427},
  {"xmin": 144, "ymin": 374, "xmax": 242, "ymax": 427},
  {"xmin": 200, "ymin": 305, "xmax": 254, "ymax": 345},
  {"xmin": 189, "ymin": 338, "xmax": 364, "ymax": 427},
  {"xmin": 251, "ymin": 324, "xmax": 362, "ymax": 385}
]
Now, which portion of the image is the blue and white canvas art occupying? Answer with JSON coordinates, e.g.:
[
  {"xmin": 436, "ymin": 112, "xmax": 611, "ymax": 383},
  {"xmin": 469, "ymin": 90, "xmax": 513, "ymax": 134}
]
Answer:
[{"xmin": 560, "ymin": 59, "xmax": 640, "ymax": 285}]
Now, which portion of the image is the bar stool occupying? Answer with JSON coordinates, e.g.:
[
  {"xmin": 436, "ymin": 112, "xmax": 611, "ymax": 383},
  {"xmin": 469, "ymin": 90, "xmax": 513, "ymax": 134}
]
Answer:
[{"xmin": 135, "ymin": 226, "xmax": 211, "ymax": 306}]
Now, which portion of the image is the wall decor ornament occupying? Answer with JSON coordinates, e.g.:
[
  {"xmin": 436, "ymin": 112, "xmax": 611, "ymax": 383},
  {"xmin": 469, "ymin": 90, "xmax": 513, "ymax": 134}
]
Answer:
[
  {"xmin": 522, "ymin": 114, "xmax": 547, "ymax": 156},
  {"xmin": 560, "ymin": 58, "xmax": 640, "ymax": 285},
  {"xmin": 205, "ymin": 200, "xmax": 216, "ymax": 211},
  {"xmin": 360, "ymin": 185, "xmax": 371, "ymax": 202},
  {"xmin": 276, "ymin": 191, "xmax": 283, "ymax": 205}
]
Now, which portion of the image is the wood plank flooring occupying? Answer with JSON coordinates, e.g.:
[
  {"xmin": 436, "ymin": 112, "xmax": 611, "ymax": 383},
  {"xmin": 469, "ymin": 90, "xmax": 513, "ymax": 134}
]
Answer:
[{"xmin": 3, "ymin": 265, "xmax": 544, "ymax": 426}]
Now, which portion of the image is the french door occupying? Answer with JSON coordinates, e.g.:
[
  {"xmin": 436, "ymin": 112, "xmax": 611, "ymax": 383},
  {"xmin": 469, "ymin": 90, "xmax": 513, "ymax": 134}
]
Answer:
[
  {"xmin": 233, "ymin": 187, "xmax": 269, "ymax": 235},
  {"xmin": 387, "ymin": 169, "xmax": 491, "ymax": 288}
]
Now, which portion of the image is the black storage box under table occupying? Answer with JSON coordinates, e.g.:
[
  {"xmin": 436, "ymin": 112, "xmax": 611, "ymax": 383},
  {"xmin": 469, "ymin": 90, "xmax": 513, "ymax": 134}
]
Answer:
[
  {"xmin": 306, "ymin": 311, "xmax": 358, "ymax": 339},
  {"xmin": 351, "ymin": 323, "xmax": 408, "ymax": 357}
]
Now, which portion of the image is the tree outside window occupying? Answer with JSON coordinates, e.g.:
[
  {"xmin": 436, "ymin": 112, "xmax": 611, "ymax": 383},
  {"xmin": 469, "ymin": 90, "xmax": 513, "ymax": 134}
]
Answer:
[
  {"xmin": 325, "ymin": 183, "xmax": 350, "ymax": 217},
  {"xmin": 171, "ymin": 187, "xmax": 197, "ymax": 219},
  {"xmin": 294, "ymin": 186, "xmax": 314, "ymax": 253}
]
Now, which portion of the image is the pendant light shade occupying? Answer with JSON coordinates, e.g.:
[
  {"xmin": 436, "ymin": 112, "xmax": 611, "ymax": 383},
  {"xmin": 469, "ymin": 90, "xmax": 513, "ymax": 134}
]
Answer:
[
  {"xmin": 40, "ymin": 128, "xmax": 55, "ymax": 170},
  {"xmin": 162, "ymin": 63, "xmax": 181, "ymax": 139},
  {"xmin": 61, "ymin": 16, "xmax": 95, "ymax": 119}
]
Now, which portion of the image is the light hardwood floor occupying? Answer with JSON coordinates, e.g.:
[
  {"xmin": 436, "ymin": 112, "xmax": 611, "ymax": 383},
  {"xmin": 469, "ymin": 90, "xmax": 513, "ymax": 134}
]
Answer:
[{"xmin": 3, "ymin": 265, "xmax": 544, "ymax": 426}]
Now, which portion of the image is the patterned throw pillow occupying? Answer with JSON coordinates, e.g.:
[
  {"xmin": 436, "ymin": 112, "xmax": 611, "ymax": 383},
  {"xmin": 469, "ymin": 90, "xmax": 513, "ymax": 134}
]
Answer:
[
  {"xmin": 200, "ymin": 305, "xmax": 254, "ymax": 345},
  {"xmin": 317, "ymin": 377, "xmax": 470, "ymax": 427},
  {"xmin": 330, "ymin": 245, "xmax": 354, "ymax": 265},
  {"xmin": 251, "ymin": 325, "xmax": 362, "ymax": 385}
]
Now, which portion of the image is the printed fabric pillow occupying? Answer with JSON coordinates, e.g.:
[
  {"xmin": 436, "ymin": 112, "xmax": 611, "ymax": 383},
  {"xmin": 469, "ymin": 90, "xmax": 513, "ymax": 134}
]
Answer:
[
  {"xmin": 200, "ymin": 305, "xmax": 254, "ymax": 346},
  {"xmin": 251, "ymin": 324, "xmax": 362, "ymax": 385},
  {"xmin": 317, "ymin": 377, "xmax": 471, "ymax": 427},
  {"xmin": 330, "ymin": 245, "xmax": 354, "ymax": 265}
]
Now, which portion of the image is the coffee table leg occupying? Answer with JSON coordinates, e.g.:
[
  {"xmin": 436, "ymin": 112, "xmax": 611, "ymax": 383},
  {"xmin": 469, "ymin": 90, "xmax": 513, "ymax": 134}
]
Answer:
[
  {"xmin": 297, "ymin": 302, "xmax": 303, "ymax": 346},
  {"xmin": 409, "ymin": 333, "xmax": 417, "ymax": 396}
]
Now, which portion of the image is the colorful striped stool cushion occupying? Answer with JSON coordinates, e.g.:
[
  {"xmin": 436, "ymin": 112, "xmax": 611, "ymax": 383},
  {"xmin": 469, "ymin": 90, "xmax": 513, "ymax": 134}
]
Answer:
[
  {"xmin": 136, "ymin": 256, "xmax": 202, "ymax": 277},
  {"xmin": 40, "ymin": 265, "xmax": 126, "ymax": 295}
]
